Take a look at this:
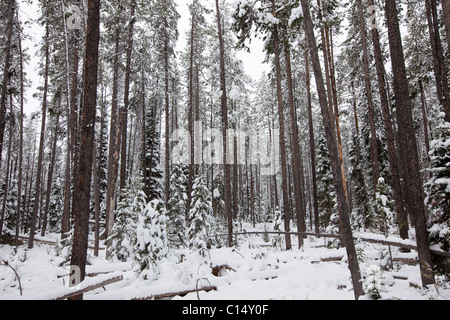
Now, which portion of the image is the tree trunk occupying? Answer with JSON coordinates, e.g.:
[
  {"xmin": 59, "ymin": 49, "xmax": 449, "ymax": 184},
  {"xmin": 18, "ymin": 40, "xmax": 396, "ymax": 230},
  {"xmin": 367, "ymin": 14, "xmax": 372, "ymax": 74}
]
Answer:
[
  {"xmin": 367, "ymin": 0, "xmax": 409, "ymax": 240},
  {"xmin": 357, "ymin": 0, "xmax": 381, "ymax": 191},
  {"xmin": 215, "ymin": 0, "xmax": 233, "ymax": 247},
  {"xmin": 271, "ymin": 0, "xmax": 292, "ymax": 251},
  {"xmin": 0, "ymin": 0, "xmax": 15, "ymax": 170},
  {"xmin": 305, "ymin": 43, "xmax": 320, "ymax": 234},
  {"xmin": 69, "ymin": 0, "xmax": 101, "ymax": 299},
  {"xmin": 442, "ymin": 0, "xmax": 450, "ymax": 52},
  {"xmin": 28, "ymin": 24, "xmax": 50, "ymax": 249},
  {"xmin": 120, "ymin": 0, "xmax": 136, "ymax": 192},
  {"xmin": 285, "ymin": 41, "xmax": 306, "ymax": 247},
  {"xmin": 384, "ymin": 0, "xmax": 435, "ymax": 287},
  {"xmin": 425, "ymin": 0, "xmax": 450, "ymax": 123},
  {"xmin": 41, "ymin": 107, "xmax": 60, "ymax": 237},
  {"xmin": 300, "ymin": 0, "xmax": 364, "ymax": 299},
  {"xmin": 15, "ymin": 9, "xmax": 25, "ymax": 246},
  {"xmin": 105, "ymin": 3, "xmax": 122, "ymax": 239}
]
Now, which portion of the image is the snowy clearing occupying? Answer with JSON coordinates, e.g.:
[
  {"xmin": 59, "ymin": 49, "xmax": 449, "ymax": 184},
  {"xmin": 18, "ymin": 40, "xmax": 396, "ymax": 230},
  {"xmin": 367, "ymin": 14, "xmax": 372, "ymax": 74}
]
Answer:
[{"xmin": 1, "ymin": 224, "xmax": 449, "ymax": 301}]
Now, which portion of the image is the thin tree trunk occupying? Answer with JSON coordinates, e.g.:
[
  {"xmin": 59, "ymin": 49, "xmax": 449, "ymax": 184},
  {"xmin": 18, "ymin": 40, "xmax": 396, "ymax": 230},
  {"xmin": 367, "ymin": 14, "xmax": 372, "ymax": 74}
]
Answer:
[
  {"xmin": 300, "ymin": 0, "xmax": 364, "ymax": 299},
  {"xmin": 425, "ymin": 0, "xmax": 450, "ymax": 123},
  {"xmin": 120, "ymin": 0, "xmax": 136, "ymax": 193},
  {"xmin": 69, "ymin": 0, "xmax": 101, "ymax": 299},
  {"xmin": 0, "ymin": 0, "xmax": 15, "ymax": 170},
  {"xmin": 28, "ymin": 24, "xmax": 50, "ymax": 249},
  {"xmin": 442, "ymin": 0, "xmax": 450, "ymax": 52},
  {"xmin": 285, "ymin": 41, "xmax": 306, "ymax": 248},
  {"xmin": 357, "ymin": 0, "xmax": 381, "ymax": 191},
  {"xmin": 271, "ymin": 0, "xmax": 292, "ymax": 251},
  {"xmin": 15, "ymin": 9, "xmax": 25, "ymax": 246},
  {"xmin": 0, "ymin": 95, "xmax": 14, "ymax": 237},
  {"xmin": 215, "ymin": 0, "xmax": 233, "ymax": 247},
  {"xmin": 41, "ymin": 107, "xmax": 60, "ymax": 237},
  {"xmin": 384, "ymin": 0, "xmax": 435, "ymax": 287},
  {"xmin": 367, "ymin": 0, "xmax": 409, "ymax": 240},
  {"xmin": 105, "ymin": 3, "xmax": 122, "ymax": 239},
  {"xmin": 305, "ymin": 45, "xmax": 320, "ymax": 234}
]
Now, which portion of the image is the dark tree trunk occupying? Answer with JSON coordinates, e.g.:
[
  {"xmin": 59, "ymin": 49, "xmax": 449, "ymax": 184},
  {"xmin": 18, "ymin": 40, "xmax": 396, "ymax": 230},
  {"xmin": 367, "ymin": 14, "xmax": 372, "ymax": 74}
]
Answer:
[
  {"xmin": 384, "ymin": 0, "xmax": 435, "ymax": 287},
  {"xmin": 425, "ymin": 0, "xmax": 450, "ymax": 123},
  {"xmin": 271, "ymin": 0, "xmax": 292, "ymax": 251},
  {"xmin": 305, "ymin": 43, "xmax": 320, "ymax": 234},
  {"xmin": 69, "ymin": 0, "xmax": 101, "ymax": 299},
  {"xmin": 0, "ymin": 0, "xmax": 15, "ymax": 170},
  {"xmin": 28, "ymin": 24, "xmax": 50, "ymax": 249},
  {"xmin": 367, "ymin": 0, "xmax": 409, "ymax": 240},
  {"xmin": 41, "ymin": 106, "xmax": 61, "ymax": 237},
  {"xmin": 285, "ymin": 41, "xmax": 306, "ymax": 247},
  {"xmin": 215, "ymin": 0, "xmax": 233, "ymax": 247},
  {"xmin": 357, "ymin": 0, "xmax": 381, "ymax": 191},
  {"xmin": 120, "ymin": 1, "xmax": 136, "ymax": 192},
  {"xmin": 300, "ymin": 0, "xmax": 364, "ymax": 300}
]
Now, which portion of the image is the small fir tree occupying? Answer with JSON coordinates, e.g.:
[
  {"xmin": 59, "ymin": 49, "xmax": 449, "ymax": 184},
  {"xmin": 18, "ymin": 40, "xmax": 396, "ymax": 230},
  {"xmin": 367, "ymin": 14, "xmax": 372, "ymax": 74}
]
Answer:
[
  {"xmin": 133, "ymin": 199, "xmax": 169, "ymax": 281},
  {"xmin": 425, "ymin": 119, "xmax": 450, "ymax": 275},
  {"xmin": 108, "ymin": 180, "xmax": 147, "ymax": 262},
  {"xmin": 188, "ymin": 175, "xmax": 212, "ymax": 253}
]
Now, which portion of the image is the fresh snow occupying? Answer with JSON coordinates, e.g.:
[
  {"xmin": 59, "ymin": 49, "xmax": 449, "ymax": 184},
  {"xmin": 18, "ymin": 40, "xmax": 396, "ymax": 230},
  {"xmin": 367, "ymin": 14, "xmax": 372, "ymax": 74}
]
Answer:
[{"xmin": 1, "ymin": 223, "xmax": 449, "ymax": 300}]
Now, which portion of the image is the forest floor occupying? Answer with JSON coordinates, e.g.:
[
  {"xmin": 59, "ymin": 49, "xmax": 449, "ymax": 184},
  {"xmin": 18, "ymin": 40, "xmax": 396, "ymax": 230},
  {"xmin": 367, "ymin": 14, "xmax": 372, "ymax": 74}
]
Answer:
[{"xmin": 0, "ymin": 223, "xmax": 449, "ymax": 300}]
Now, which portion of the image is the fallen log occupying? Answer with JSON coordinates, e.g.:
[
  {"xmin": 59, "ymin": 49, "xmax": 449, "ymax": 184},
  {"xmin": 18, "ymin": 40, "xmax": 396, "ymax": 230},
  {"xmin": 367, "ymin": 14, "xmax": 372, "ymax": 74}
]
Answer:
[
  {"xmin": 55, "ymin": 275, "xmax": 123, "ymax": 300},
  {"xmin": 132, "ymin": 286, "xmax": 217, "ymax": 301}
]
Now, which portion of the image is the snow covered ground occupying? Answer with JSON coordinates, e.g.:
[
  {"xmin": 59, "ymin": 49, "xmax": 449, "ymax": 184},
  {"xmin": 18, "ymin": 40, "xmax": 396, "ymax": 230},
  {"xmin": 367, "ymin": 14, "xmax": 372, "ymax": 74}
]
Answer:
[{"xmin": 1, "ymin": 224, "xmax": 449, "ymax": 301}]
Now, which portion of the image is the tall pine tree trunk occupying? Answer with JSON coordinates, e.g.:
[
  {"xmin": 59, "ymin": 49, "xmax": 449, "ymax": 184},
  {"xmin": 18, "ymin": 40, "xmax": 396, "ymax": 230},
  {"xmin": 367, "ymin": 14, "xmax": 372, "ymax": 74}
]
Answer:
[
  {"xmin": 271, "ymin": 0, "xmax": 292, "ymax": 251},
  {"xmin": 357, "ymin": 0, "xmax": 380, "ymax": 191},
  {"xmin": 367, "ymin": 0, "xmax": 409, "ymax": 240},
  {"xmin": 285, "ymin": 40, "xmax": 306, "ymax": 247},
  {"xmin": 120, "ymin": 0, "xmax": 136, "ymax": 192},
  {"xmin": 384, "ymin": 0, "xmax": 435, "ymax": 287},
  {"xmin": 300, "ymin": 0, "xmax": 364, "ymax": 299},
  {"xmin": 305, "ymin": 43, "xmax": 320, "ymax": 234},
  {"xmin": 215, "ymin": 0, "xmax": 233, "ymax": 247},
  {"xmin": 69, "ymin": 0, "xmax": 101, "ymax": 299},
  {"xmin": 105, "ymin": 4, "xmax": 122, "ymax": 240},
  {"xmin": 0, "ymin": 0, "xmax": 15, "ymax": 170},
  {"xmin": 28, "ymin": 24, "xmax": 50, "ymax": 249}
]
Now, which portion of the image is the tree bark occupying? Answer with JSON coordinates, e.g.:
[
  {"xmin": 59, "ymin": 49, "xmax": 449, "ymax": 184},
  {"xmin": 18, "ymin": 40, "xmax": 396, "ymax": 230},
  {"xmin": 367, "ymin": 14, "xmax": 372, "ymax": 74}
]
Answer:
[
  {"xmin": 41, "ymin": 106, "xmax": 61, "ymax": 237},
  {"xmin": 215, "ymin": 0, "xmax": 233, "ymax": 247},
  {"xmin": 105, "ymin": 2, "xmax": 122, "ymax": 239},
  {"xmin": 425, "ymin": 0, "xmax": 450, "ymax": 123},
  {"xmin": 442, "ymin": 0, "xmax": 450, "ymax": 52},
  {"xmin": 69, "ymin": 0, "xmax": 101, "ymax": 299},
  {"xmin": 28, "ymin": 24, "xmax": 50, "ymax": 249},
  {"xmin": 271, "ymin": 0, "xmax": 292, "ymax": 251},
  {"xmin": 285, "ymin": 41, "xmax": 306, "ymax": 247},
  {"xmin": 0, "ymin": 0, "xmax": 15, "ymax": 170},
  {"xmin": 305, "ymin": 45, "xmax": 320, "ymax": 234},
  {"xmin": 120, "ymin": 0, "xmax": 136, "ymax": 193},
  {"xmin": 384, "ymin": 0, "xmax": 435, "ymax": 287},
  {"xmin": 357, "ymin": 0, "xmax": 381, "ymax": 191},
  {"xmin": 300, "ymin": 0, "xmax": 364, "ymax": 299},
  {"xmin": 367, "ymin": 0, "xmax": 409, "ymax": 240}
]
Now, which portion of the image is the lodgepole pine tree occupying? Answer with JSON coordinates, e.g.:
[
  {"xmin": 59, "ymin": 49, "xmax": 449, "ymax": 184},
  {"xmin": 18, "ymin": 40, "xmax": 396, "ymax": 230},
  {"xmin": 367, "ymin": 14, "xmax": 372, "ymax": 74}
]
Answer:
[
  {"xmin": 299, "ymin": 0, "xmax": 364, "ymax": 299},
  {"xmin": 69, "ymin": 0, "xmax": 101, "ymax": 299},
  {"xmin": 384, "ymin": 0, "xmax": 435, "ymax": 287}
]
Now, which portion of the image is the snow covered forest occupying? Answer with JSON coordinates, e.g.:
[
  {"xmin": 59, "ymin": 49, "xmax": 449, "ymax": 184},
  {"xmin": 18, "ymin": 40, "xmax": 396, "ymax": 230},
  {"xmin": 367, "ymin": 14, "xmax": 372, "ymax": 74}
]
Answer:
[{"xmin": 0, "ymin": 0, "xmax": 449, "ymax": 301}]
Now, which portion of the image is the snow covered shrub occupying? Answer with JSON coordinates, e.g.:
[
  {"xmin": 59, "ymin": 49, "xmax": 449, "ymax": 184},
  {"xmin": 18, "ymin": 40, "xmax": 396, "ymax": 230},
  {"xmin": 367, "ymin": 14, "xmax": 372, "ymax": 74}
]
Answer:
[
  {"xmin": 364, "ymin": 265, "xmax": 383, "ymax": 300},
  {"xmin": 108, "ymin": 181, "xmax": 147, "ymax": 262},
  {"xmin": 167, "ymin": 164, "xmax": 188, "ymax": 248},
  {"xmin": 55, "ymin": 228, "xmax": 73, "ymax": 266},
  {"xmin": 188, "ymin": 175, "xmax": 212, "ymax": 254},
  {"xmin": 133, "ymin": 199, "xmax": 168, "ymax": 281},
  {"xmin": 326, "ymin": 212, "xmax": 341, "ymax": 249},
  {"xmin": 375, "ymin": 177, "xmax": 396, "ymax": 236},
  {"xmin": 425, "ymin": 120, "xmax": 450, "ymax": 276}
]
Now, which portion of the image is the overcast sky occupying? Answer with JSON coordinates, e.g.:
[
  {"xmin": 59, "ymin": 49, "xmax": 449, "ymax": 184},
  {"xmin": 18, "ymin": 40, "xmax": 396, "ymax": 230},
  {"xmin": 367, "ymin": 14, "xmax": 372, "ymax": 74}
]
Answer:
[{"xmin": 18, "ymin": 0, "xmax": 269, "ymax": 115}]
